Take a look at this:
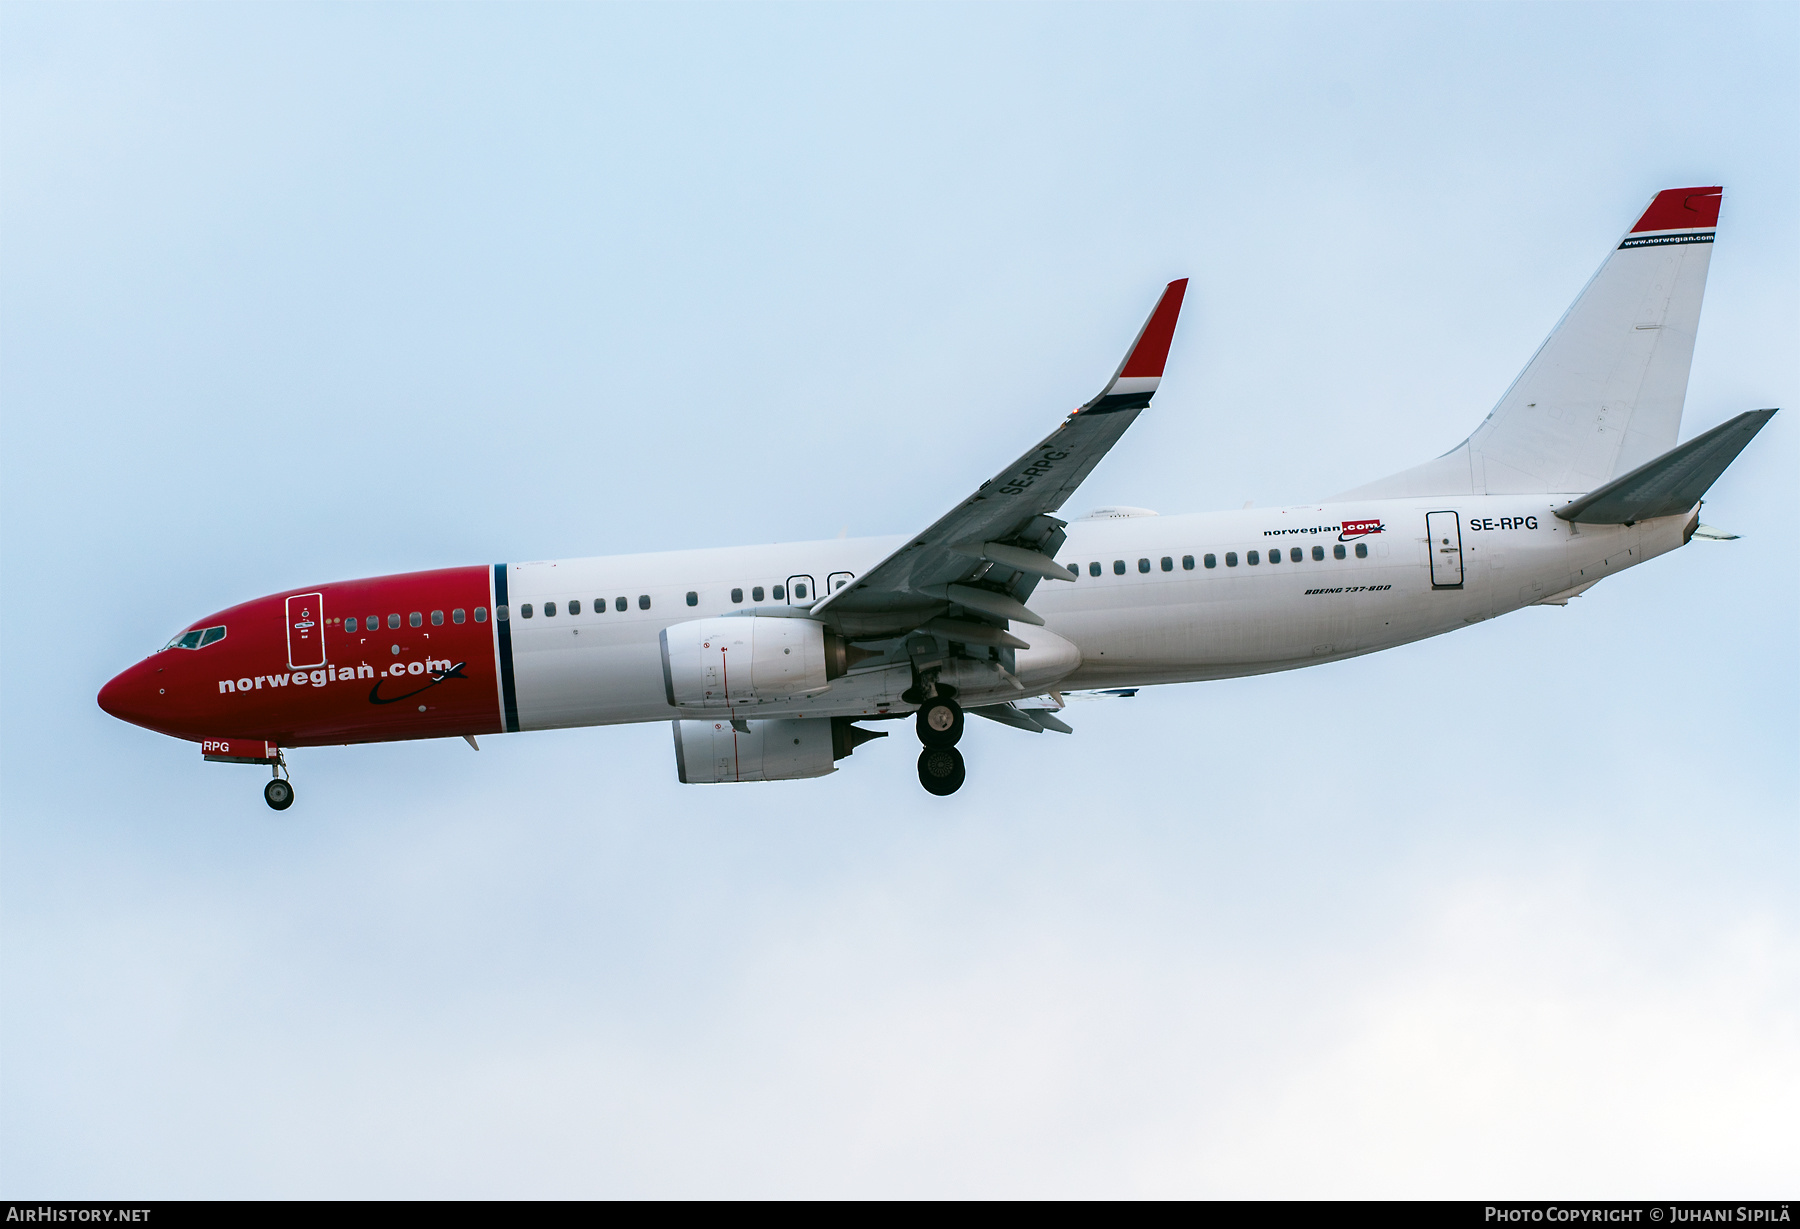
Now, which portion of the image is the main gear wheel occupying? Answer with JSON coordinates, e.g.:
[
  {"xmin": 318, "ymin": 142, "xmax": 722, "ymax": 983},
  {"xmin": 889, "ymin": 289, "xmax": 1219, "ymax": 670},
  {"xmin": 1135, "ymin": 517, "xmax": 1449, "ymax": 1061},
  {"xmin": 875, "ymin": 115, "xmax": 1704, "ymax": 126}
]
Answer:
[{"xmin": 917, "ymin": 746, "xmax": 966, "ymax": 796}]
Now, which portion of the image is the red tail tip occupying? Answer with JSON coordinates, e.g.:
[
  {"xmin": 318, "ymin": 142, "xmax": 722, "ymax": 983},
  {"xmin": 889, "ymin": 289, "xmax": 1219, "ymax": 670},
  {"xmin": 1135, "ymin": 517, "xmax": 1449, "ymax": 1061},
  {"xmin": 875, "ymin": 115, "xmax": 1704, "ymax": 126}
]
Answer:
[{"xmin": 1631, "ymin": 186, "xmax": 1723, "ymax": 233}]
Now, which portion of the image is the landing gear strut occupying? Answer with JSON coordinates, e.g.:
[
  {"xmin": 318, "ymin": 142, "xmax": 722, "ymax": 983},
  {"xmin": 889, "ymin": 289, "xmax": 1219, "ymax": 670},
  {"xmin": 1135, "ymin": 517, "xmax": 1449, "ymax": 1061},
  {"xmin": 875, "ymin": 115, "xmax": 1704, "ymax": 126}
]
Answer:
[{"xmin": 264, "ymin": 754, "xmax": 294, "ymax": 811}]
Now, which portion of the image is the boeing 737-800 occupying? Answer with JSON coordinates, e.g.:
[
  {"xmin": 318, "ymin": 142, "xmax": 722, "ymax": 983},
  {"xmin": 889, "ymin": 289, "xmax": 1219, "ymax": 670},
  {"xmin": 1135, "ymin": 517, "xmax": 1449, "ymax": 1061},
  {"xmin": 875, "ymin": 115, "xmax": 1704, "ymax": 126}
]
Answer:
[{"xmin": 99, "ymin": 186, "xmax": 1775, "ymax": 807}]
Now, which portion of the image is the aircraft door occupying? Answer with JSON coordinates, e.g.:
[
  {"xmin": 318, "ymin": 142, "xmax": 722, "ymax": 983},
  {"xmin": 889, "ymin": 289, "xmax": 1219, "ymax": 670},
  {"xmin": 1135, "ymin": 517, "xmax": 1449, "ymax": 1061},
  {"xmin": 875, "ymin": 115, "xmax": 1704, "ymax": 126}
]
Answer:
[
  {"xmin": 286, "ymin": 592, "xmax": 327, "ymax": 669},
  {"xmin": 1426, "ymin": 512, "xmax": 1464, "ymax": 589},
  {"xmin": 786, "ymin": 575, "xmax": 817, "ymax": 605},
  {"xmin": 826, "ymin": 571, "xmax": 854, "ymax": 595}
]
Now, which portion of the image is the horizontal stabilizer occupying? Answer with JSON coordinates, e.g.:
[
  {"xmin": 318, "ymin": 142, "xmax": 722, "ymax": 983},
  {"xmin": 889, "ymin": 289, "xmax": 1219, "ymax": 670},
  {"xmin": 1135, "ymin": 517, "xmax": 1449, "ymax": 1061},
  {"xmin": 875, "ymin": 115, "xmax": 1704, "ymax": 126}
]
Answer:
[{"xmin": 1556, "ymin": 409, "xmax": 1776, "ymax": 524}]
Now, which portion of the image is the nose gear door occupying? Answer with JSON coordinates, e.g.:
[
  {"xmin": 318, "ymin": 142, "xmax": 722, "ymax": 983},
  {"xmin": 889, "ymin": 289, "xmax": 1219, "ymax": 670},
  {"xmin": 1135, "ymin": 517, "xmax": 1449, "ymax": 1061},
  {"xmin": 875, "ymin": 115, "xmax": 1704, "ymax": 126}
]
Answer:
[
  {"xmin": 1426, "ymin": 512, "xmax": 1464, "ymax": 589},
  {"xmin": 286, "ymin": 592, "xmax": 327, "ymax": 669}
]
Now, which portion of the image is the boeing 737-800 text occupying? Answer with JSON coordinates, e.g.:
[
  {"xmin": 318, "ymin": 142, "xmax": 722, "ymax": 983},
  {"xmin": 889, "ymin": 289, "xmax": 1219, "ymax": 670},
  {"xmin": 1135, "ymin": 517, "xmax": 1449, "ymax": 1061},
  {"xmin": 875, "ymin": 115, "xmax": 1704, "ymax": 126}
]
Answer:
[{"xmin": 98, "ymin": 186, "xmax": 1775, "ymax": 807}]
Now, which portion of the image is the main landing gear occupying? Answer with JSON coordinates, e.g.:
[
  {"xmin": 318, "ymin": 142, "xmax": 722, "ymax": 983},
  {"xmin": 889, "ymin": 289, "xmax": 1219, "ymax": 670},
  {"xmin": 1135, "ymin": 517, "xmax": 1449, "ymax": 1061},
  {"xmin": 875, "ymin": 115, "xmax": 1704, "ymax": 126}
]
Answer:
[
  {"xmin": 913, "ymin": 693, "xmax": 966, "ymax": 796},
  {"xmin": 264, "ymin": 755, "xmax": 294, "ymax": 811}
]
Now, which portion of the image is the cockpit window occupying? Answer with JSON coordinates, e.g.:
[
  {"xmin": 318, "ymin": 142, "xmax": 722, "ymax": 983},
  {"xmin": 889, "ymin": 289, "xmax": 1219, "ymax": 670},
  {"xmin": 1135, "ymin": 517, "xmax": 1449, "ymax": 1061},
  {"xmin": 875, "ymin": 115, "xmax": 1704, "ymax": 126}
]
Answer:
[{"xmin": 163, "ymin": 625, "xmax": 226, "ymax": 651}]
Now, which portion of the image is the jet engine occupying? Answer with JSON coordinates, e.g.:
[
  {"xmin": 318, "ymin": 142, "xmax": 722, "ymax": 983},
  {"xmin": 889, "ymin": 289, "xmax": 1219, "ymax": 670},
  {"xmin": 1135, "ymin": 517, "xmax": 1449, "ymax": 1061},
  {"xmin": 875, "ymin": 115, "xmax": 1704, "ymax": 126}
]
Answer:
[
  {"xmin": 672, "ymin": 716, "xmax": 886, "ymax": 783},
  {"xmin": 660, "ymin": 616, "xmax": 865, "ymax": 708}
]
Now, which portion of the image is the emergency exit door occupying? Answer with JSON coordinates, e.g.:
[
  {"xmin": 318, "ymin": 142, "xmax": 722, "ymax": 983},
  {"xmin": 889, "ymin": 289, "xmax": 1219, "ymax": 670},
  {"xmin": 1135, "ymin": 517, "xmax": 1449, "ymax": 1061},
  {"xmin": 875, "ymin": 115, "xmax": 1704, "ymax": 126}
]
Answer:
[
  {"xmin": 286, "ymin": 592, "xmax": 327, "ymax": 669},
  {"xmin": 1426, "ymin": 512, "xmax": 1464, "ymax": 589}
]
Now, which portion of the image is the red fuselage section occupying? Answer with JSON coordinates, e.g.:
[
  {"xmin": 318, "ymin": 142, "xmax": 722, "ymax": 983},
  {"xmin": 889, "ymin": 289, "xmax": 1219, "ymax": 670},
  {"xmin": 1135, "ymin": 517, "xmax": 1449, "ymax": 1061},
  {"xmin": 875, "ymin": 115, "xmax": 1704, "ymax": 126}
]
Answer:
[{"xmin": 98, "ymin": 566, "xmax": 503, "ymax": 747}]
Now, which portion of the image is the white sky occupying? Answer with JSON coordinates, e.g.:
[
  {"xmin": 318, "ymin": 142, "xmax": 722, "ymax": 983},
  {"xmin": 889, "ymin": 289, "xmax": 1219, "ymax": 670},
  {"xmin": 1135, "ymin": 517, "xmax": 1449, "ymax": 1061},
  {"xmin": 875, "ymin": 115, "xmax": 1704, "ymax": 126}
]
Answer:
[{"xmin": 2, "ymin": 1, "xmax": 1795, "ymax": 1197}]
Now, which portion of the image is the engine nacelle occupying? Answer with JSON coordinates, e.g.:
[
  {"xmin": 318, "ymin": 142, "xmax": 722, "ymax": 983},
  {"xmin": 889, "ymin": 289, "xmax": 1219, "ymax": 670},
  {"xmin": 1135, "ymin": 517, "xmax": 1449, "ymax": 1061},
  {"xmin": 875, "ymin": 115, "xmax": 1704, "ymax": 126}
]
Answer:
[
  {"xmin": 672, "ymin": 716, "xmax": 884, "ymax": 783},
  {"xmin": 661, "ymin": 616, "xmax": 860, "ymax": 708}
]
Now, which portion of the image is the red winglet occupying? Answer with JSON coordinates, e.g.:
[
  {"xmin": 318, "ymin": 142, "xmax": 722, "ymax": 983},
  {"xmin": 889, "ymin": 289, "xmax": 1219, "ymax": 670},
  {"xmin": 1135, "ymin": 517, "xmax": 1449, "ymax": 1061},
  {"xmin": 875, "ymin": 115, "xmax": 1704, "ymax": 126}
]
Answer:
[
  {"xmin": 1630, "ymin": 186, "xmax": 1723, "ymax": 233},
  {"xmin": 1117, "ymin": 278, "xmax": 1189, "ymax": 379}
]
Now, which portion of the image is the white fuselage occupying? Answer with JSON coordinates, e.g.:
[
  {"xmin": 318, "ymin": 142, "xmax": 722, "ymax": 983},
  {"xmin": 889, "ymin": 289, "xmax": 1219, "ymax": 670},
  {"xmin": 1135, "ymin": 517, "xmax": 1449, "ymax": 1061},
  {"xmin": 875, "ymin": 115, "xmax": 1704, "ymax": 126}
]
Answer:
[{"xmin": 502, "ymin": 496, "xmax": 1689, "ymax": 732}]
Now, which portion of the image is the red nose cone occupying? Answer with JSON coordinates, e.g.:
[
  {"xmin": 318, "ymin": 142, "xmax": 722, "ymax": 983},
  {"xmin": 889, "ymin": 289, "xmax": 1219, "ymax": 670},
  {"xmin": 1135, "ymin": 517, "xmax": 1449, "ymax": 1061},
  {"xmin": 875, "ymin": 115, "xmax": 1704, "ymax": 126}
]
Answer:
[{"xmin": 98, "ymin": 661, "xmax": 161, "ymax": 730}]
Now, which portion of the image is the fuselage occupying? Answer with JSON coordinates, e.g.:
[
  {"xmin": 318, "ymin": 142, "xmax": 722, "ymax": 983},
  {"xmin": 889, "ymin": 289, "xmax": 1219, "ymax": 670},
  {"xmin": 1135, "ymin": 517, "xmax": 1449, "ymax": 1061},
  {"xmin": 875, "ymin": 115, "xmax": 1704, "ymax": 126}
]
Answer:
[{"xmin": 97, "ymin": 494, "xmax": 1691, "ymax": 749}]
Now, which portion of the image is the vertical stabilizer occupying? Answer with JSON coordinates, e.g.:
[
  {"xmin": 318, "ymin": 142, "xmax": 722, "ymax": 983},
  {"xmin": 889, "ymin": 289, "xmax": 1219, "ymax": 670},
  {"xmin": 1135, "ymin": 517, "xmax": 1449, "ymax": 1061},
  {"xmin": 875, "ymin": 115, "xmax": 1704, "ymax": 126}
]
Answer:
[{"xmin": 1338, "ymin": 187, "xmax": 1721, "ymax": 499}]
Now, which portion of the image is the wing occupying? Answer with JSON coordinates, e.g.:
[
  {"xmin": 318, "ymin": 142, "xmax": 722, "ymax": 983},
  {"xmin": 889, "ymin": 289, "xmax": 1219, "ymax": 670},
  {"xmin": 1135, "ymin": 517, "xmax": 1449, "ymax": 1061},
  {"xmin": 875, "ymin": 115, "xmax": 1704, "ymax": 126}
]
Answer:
[{"xmin": 812, "ymin": 278, "xmax": 1189, "ymax": 640}]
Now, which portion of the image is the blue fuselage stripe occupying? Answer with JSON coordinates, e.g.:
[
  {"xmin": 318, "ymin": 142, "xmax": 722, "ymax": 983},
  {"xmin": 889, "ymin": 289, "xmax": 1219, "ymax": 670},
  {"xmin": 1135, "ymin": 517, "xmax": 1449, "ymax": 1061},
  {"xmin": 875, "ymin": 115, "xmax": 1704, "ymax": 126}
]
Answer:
[{"xmin": 494, "ymin": 564, "xmax": 520, "ymax": 733}]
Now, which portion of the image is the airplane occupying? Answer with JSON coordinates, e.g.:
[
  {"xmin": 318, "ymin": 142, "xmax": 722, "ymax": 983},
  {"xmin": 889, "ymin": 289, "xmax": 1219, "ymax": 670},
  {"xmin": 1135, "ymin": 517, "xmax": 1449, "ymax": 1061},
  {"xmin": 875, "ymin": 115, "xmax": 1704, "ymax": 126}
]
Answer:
[{"xmin": 98, "ymin": 186, "xmax": 1776, "ymax": 808}]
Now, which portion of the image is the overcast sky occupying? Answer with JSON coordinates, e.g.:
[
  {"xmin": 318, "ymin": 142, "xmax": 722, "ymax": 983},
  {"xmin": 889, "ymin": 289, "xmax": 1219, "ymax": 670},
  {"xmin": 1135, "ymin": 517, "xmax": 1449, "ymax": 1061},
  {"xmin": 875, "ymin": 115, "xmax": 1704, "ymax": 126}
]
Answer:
[{"xmin": 2, "ymin": 1, "xmax": 1795, "ymax": 1198}]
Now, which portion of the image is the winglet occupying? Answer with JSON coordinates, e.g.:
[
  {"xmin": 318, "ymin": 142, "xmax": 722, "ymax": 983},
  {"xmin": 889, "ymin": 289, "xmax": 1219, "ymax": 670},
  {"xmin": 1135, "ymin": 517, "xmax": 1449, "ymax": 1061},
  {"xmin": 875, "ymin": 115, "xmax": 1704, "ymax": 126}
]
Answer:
[
  {"xmin": 1081, "ymin": 278, "xmax": 1189, "ymax": 414},
  {"xmin": 1629, "ymin": 186, "xmax": 1722, "ymax": 234}
]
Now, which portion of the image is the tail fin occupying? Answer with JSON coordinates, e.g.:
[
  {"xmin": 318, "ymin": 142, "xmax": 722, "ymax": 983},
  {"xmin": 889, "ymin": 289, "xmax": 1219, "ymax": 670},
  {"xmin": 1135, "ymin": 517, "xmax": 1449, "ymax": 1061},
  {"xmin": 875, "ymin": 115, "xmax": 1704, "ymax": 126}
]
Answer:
[{"xmin": 1339, "ymin": 186, "xmax": 1722, "ymax": 499}]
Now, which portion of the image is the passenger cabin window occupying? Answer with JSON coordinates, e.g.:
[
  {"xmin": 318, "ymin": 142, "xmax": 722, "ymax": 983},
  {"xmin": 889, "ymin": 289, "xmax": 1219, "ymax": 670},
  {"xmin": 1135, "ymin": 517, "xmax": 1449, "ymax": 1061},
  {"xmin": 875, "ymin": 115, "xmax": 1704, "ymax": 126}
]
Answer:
[
  {"xmin": 686, "ymin": 591, "xmax": 698, "ymax": 606},
  {"xmin": 520, "ymin": 604, "xmax": 534, "ymax": 618},
  {"xmin": 773, "ymin": 585, "xmax": 785, "ymax": 601},
  {"xmin": 345, "ymin": 617, "xmax": 358, "ymax": 633},
  {"xmin": 410, "ymin": 611, "xmax": 423, "ymax": 627},
  {"xmin": 1161, "ymin": 557, "xmax": 1173, "ymax": 572},
  {"xmin": 1355, "ymin": 542, "xmax": 1369, "ymax": 558},
  {"xmin": 638, "ymin": 594, "xmax": 651, "ymax": 610},
  {"xmin": 615, "ymin": 596, "xmax": 627, "ymax": 612},
  {"xmin": 388, "ymin": 614, "xmax": 401, "ymax": 629},
  {"xmin": 1290, "ymin": 548, "xmax": 1302, "ymax": 563},
  {"xmin": 1113, "ymin": 560, "xmax": 1125, "ymax": 575},
  {"xmin": 495, "ymin": 605, "xmax": 508, "ymax": 621},
  {"xmin": 544, "ymin": 602, "xmax": 557, "ymax": 617},
  {"xmin": 1089, "ymin": 562, "xmax": 1101, "ymax": 577},
  {"xmin": 431, "ymin": 610, "xmax": 444, "ymax": 625},
  {"xmin": 752, "ymin": 586, "xmax": 765, "ymax": 602},
  {"xmin": 474, "ymin": 607, "xmax": 488, "ymax": 623},
  {"xmin": 1313, "ymin": 545, "xmax": 1325, "ymax": 561},
  {"xmin": 453, "ymin": 609, "xmax": 466, "ymax": 624},
  {"xmin": 1203, "ymin": 554, "xmax": 1216, "ymax": 568},
  {"xmin": 793, "ymin": 582, "xmax": 808, "ymax": 600},
  {"xmin": 1248, "ymin": 551, "xmax": 1260, "ymax": 565},
  {"xmin": 1267, "ymin": 549, "xmax": 1280, "ymax": 564},
  {"xmin": 1137, "ymin": 558, "xmax": 1151, "ymax": 573},
  {"xmin": 1334, "ymin": 544, "xmax": 1347, "ymax": 560},
  {"xmin": 1225, "ymin": 552, "xmax": 1238, "ymax": 567},
  {"xmin": 1183, "ymin": 555, "xmax": 1195, "ymax": 570},
  {"xmin": 568, "ymin": 599, "xmax": 581, "ymax": 615},
  {"xmin": 731, "ymin": 588, "xmax": 744, "ymax": 604}
]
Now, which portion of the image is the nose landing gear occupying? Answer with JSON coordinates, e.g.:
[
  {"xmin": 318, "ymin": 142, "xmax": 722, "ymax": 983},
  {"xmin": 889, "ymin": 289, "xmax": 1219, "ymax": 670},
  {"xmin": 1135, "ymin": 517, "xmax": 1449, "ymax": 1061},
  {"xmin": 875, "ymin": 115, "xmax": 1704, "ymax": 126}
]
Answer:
[
  {"xmin": 264, "ymin": 753, "xmax": 294, "ymax": 811},
  {"xmin": 913, "ymin": 692, "xmax": 966, "ymax": 795}
]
